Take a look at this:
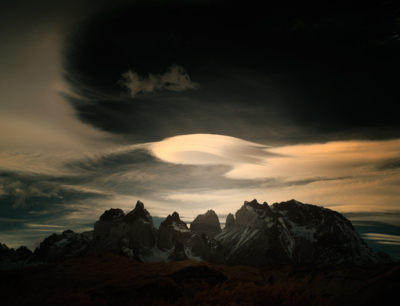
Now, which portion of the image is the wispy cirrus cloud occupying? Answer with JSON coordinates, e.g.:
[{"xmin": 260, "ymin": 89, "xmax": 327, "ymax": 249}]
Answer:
[{"xmin": 362, "ymin": 233, "xmax": 400, "ymax": 246}]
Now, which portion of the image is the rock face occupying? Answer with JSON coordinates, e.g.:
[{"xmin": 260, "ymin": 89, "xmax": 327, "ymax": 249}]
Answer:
[
  {"xmin": 168, "ymin": 243, "xmax": 189, "ymax": 262},
  {"xmin": 225, "ymin": 213, "xmax": 235, "ymax": 229},
  {"xmin": 1, "ymin": 198, "xmax": 393, "ymax": 269},
  {"xmin": 215, "ymin": 199, "xmax": 389, "ymax": 266},
  {"xmin": 190, "ymin": 210, "xmax": 221, "ymax": 238},
  {"xmin": 0, "ymin": 243, "xmax": 33, "ymax": 270},
  {"xmin": 92, "ymin": 200, "xmax": 157, "ymax": 258},
  {"xmin": 157, "ymin": 212, "xmax": 192, "ymax": 250},
  {"xmin": 28, "ymin": 229, "xmax": 93, "ymax": 264}
]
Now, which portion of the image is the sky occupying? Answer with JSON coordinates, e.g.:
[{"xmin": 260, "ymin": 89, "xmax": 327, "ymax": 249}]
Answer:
[{"xmin": 1, "ymin": 0, "xmax": 400, "ymax": 258}]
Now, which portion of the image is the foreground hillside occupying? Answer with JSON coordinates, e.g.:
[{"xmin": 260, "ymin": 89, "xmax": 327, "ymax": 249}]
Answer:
[{"xmin": 1, "ymin": 252, "xmax": 399, "ymax": 306}]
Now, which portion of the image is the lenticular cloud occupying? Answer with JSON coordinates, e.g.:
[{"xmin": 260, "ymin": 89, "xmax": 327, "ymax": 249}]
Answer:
[
  {"xmin": 150, "ymin": 134, "xmax": 275, "ymax": 166},
  {"xmin": 149, "ymin": 134, "xmax": 400, "ymax": 182}
]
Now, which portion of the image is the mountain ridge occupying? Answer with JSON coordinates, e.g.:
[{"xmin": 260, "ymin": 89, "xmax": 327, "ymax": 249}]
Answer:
[{"xmin": 0, "ymin": 199, "xmax": 393, "ymax": 270}]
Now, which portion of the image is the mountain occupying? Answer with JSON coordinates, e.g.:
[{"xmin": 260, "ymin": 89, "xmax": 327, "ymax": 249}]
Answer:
[
  {"xmin": 0, "ymin": 199, "xmax": 393, "ymax": 269},
  {"xmin": 190, "ymin": 210, "xmax": 221, "ymax": 238},
  {"xmin": 217, "ymin": 199, "xmax": 389, "ymax": 266},
  {"xmin": 0, "ymin": 243, "xmax": 32, "ymax": 270},
  {"xmin": 27, "ymin": 229, "xmax": 93, "ymax": 264},
  {"xmin": 92, "ymin": 201, "xmax": 157, "ymax": 260}
]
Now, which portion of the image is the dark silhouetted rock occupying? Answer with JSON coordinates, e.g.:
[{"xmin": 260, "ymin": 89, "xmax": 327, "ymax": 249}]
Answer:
[
  {"xmin": 99, "ymin": 208, "xmax": 125, "ymax": 222},
  {"xmin": 225, "ymin": 213, "xmax": 235, "ymax": 229},
  {"xmin": 168, "ymin": 243, "xmax": 188, "ymax": 262},
  {"xmin": 187, "ymin": 234, "xmax": 211, "ymax": 261},
  {"xmin": 190, "ymin": 210, "xmax": 221, "ymax": 238},
  {"xmin": 0, "ymin": 243, "xmax": 33, "ymax": 270},
  {"xmin": 15, "ymin": 246, "xmax": 32, "ymax": 262},
  {"xmin": 157, "ymin": 212, "xmax": 192, "ymax": 250},
  {"xmin": 92, "ymin": 201, "xmax": 156, "ymax": 259},
  {"xmin": 124, "ymin": 201, "xmax": 152, "ymax": 224},
  {"xmin": 216, "ymin": 199, "xmax": 391, "ymax": 266},
  {"xmin": 28, "ymin": 230, "xmax": 93, "ymax": 264}
]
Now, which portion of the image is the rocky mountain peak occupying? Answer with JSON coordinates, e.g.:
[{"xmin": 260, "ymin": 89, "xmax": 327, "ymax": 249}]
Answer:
[
  {"xmin": 161, "ymin": 212, "xmax": 187, "ymax": 229},
  {"xmin": 99, "ymin": 208, "xmax": 125, "ymax": 222},
  {"xmin": 158, "ymin": 211, "xmax": 191, "ymax": 251},
  {"xmin": 235, "ymin": 199, "xmax": 274, "ymax": 227},
  {"xmin": 225, "ymin": 213, "xmax": 235, "ymax": 229},
  {"xmin": 136, "ymin": 200, "xmax": 144, "ymax": 209},
  {"xmin": 190, "ymin": 210, "xmax": 221, "ymax": 238},
  {"xmin": 62, "ymin": 229, "xmax": 76, "ymax": 239},
  {"xmin": 0, "ymin": 243, "xmax": 9, "ymax": 252},
  {"xmin": 172, "ymin": 212, "xmax": 180, "ymax": 222},
  {"xmin": 216, "ymin": 199, "xmax": 392, "ymax": 266},
  {"xmin": 124, "ymin": 200, "xmax": 152, "ymax": 224},
  {"xmin": 245, "ymin": 199, "xmax": 270, "ymax": 211}
]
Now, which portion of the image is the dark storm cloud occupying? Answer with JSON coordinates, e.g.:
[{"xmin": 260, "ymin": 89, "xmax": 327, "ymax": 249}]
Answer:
[
  {"xmin": 63, "ymin": 1, "xmax": 400, "ymax": 145},
  {"xmin": 0, "ymin": 171, "xmax": 109, "ymax": 209}
]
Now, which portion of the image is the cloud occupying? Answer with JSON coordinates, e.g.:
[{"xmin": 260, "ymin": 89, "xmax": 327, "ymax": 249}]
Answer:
[
  {"xmin": 150, "ymin": 134, "xmax": 278, "ymax": 166},
  {"xmin": 147, "ymin": 134, "xmax": 400, "ymax": 213},
  {"xmin": 25, "ymin": 224, "xmax": 66, "ymax": 229},
  {"xmin": 150, "ymin": 134, "xmax": 400, "ymax": 180},
  {"xmin": 224, "ymin": 139, "xmax": 400, "ymax": 181},
  {"xmin": 362, "ymin": 233, "xmax": 400, "ymax": 246},
  {"xmin": 120, "ymin": 65, "xmax": 199, "ymax": 98},
  {"xmin": 0, "ymin": 1, "xmax": 115, "ymax": 155},
  {"xmin": 1, "ymin": 178, "xmax": 62, "ymax": 209}
]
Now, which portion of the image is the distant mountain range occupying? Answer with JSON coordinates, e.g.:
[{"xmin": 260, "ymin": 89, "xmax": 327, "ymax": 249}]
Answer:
[{"xmin": 0, "ymin": 199, "xmax": 393, "ymax": 270}]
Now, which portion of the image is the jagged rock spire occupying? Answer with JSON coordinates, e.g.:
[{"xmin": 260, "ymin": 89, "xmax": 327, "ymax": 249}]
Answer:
[
  {"xmin": 190, "ymin": 210, "xmax": 221, "ymax": 238},
  {"xmin": 225, "ymin": 213, "xmax": 235, "ymax": 229},
  {"xmin": 124, "ymin": 200, "xmax": 152, "ymax": 224}
]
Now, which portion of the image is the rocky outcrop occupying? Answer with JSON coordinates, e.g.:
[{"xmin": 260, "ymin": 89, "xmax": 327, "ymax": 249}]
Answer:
[
  {"xmin": 190, "ymin": 210, "xmax": 221, "ymax": 238},
  {"xmin": 186, "ymin": 233, "xmax": 225, "ymax": 264},
  {"xmin": 187, "ymin": 234, "xmax": 211, "ymax": 261},
  {"xmin": 124, "ymin": 201, "xmax": 153, "ymax": 225},
  {"xmin": 207, "ymin": 237, "xmax": 225, "ymax": 264},
  {"xmin": 216, "ymin": 199, "xmax": 391, "ymax": 266},
  {"xmin": 168, "ymin": 243, "xmax": 188, "ymax": 262},
  {"xmin": 91, "ymin": 201, "xmax": 156, "ymax": 258},
  {"xmin": 235, "ymin": 199, "xmax": 273, "ymax": 227},
  {"xmin": 157, "ymin": 212, "xmax": 191, "ymax": 250},
  {"xmin": 28, "ymin": 229, "xmax": 93, "ymax": 264},
  {"xmin": 0, "ymin": 243, "xmax": 33, "ymax": 270},
  {"xmin": 225, "ymin": 213, "xmax": 235, "ymax": 229},
  {"xmin": 94, "ymin": 208, "xmax": 126, "ymax": 241}
]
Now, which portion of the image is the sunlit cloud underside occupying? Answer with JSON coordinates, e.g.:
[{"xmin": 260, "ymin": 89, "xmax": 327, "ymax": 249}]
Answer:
[{"xmin": 147, "ymin": 134, "xmax": 400, "ymax": 214}]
